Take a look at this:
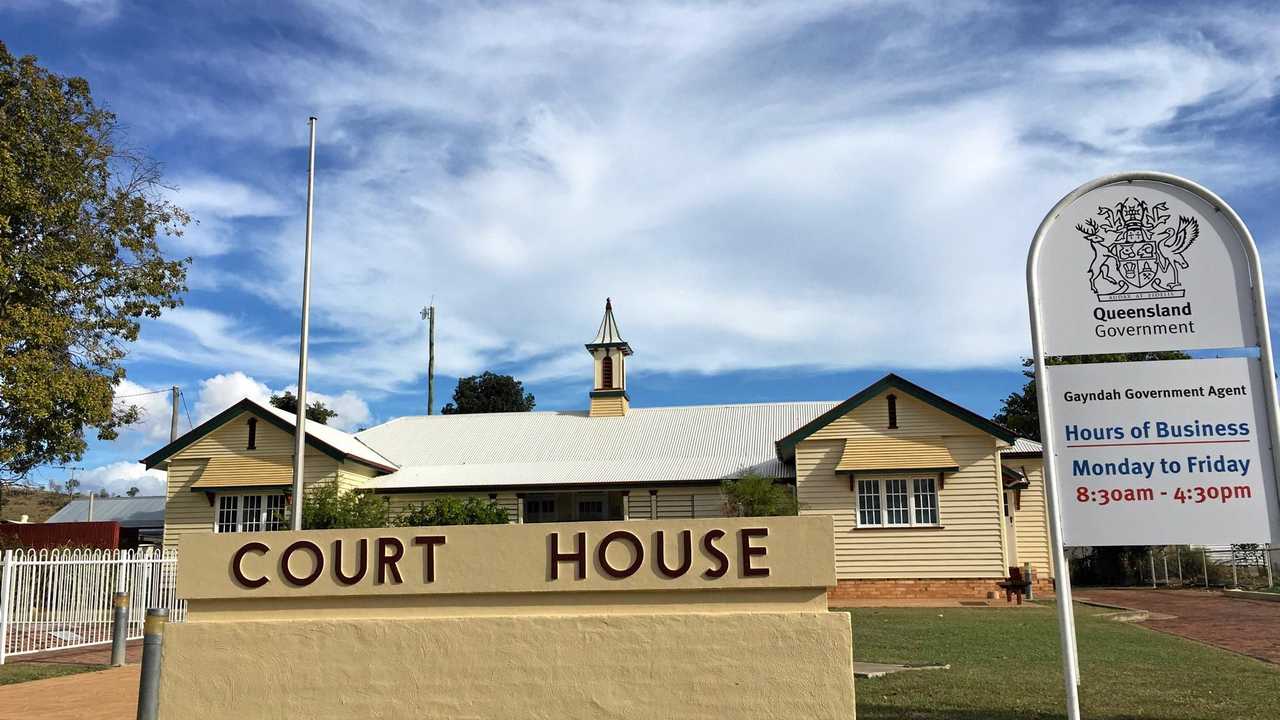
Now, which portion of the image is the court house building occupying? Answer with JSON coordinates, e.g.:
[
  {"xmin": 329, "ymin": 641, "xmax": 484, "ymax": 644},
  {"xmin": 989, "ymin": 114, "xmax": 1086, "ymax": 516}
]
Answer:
[{"xmin": 143, "ymin": 300, "xmax": 1052, "ymax": 600}]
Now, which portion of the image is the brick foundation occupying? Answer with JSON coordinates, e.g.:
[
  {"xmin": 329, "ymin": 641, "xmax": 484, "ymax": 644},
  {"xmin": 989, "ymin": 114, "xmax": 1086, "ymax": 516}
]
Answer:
[{"xmin": 828, "ymin": 577, "xmax": 1056, "ymax": 602}]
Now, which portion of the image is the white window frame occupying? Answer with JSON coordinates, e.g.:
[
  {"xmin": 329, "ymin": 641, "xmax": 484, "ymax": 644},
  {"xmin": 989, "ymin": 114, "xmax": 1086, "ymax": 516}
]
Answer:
[
  {"xmin": 214, "ymin": 493, "xmax": 288, "ymax": 533},
  {"xmin": 854, "ymin": 475, "xmax": 941, "ymax": 528}
]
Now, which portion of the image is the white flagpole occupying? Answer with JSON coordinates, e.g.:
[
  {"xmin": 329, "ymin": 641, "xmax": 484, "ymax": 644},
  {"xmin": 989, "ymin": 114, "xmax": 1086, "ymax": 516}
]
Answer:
[{"xmin": 290, "ymin": 116, "xmax": 317, "ymax": 531}]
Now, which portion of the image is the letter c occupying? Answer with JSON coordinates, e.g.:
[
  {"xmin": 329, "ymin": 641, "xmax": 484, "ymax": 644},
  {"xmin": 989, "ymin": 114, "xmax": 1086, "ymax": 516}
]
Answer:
[{"xmin": 232, "ymin": 541, "xmax": 270, "ymax": 589}]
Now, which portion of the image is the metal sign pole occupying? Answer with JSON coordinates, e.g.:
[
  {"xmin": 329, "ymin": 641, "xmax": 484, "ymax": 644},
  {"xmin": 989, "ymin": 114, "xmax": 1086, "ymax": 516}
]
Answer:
[
  {"xmin": 1028, "ymin": 171, "xmax": 1280, "ymax": 720},
  {"xmin": 1027, "ymin": 243, "xmax": 1083, "ymax": 719}
]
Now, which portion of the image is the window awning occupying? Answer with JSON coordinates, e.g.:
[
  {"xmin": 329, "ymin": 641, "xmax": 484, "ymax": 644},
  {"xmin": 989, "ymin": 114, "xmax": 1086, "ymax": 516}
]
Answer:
[
  {"xmin": 1003, "ymin": 465, "xmax": 1030, "ymax": 489},
  {"xmin": 835, "ymin": 436, "xmax": 959, "ymax": 475},
  {"xmin": 190, "ymin": 455, "xmax": 294, "ymax": 490}
]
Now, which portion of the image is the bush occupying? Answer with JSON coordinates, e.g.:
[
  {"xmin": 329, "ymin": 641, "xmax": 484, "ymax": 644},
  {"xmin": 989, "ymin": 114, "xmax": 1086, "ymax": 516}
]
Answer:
[
  {"xmin": 721, "ymin": 474, "xmax": 799, "ymax": 517},
  {"xmin": 394, "ymin": 496, "xmax": 509, "ymax": 527},
  {"xmin": 302, "ymin": 483, "xmax": 391, "ymax": 529}
]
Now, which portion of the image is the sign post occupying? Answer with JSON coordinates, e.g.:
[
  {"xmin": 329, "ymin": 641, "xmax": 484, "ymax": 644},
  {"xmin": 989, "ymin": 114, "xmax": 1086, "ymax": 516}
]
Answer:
[{"xmin": 1027, "ymin": 172, "xmax": 1280, "ymax": 719}]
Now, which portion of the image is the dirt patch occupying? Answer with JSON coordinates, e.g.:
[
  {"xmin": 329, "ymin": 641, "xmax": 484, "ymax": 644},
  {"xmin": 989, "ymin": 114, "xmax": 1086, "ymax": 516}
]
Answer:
[{"xmin": 1076, "ymin": 588, "xmax": 1280, "ymax": 664}]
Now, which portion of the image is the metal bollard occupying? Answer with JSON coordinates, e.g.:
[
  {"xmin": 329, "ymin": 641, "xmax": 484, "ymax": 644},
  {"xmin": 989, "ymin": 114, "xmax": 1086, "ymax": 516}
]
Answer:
[
  {"xmin": 110, "ymin": 592, "xmax": 129, "ymax": 666},
  {"xmin": 136, "ymin": 608, "xmax": 166, "ymax": 720}
]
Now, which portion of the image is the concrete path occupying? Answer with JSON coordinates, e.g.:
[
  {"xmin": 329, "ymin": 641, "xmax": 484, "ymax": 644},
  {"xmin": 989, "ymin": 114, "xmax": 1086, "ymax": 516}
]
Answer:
[
  {"xmin": 1076, "ymin": 588, "xmax": 1280, "ymax": 664},
  {"xmin": 0, "ymin": 665, "xmax": 138, "ymax": 720}
]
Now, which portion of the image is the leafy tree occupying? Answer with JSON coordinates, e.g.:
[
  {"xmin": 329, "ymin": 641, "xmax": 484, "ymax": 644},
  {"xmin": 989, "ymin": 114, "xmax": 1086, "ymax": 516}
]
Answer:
[
  {"xmin": 0, "ymin": 42, "xmax": 189, "ymax": 486},
  {"xmin": 301, "ymin": 482, "xmax": 391, "ymax": 530},
  {"xmin": 65, "ymin": 478, "xmax": 80, "ymax": 495},
  {"xmin": 441, "ymin": 372, "xmax": 535, "ymax": 414},
  {"xmin": 993, "ymin": 353, "xmax": 1190, "ymax": 440},
  {"xmin": 269, "ymin": 390, "xmax": 337, "ymax": 425},
  {"xmin": 126, "ymin": 486, "xmax": 139, "ymax": 497},
  {"xmin": 721, "ymin": 474, "xmax": 799, "ymax": 517},
  {"xmin": 394, "ymin": 496, "xmax": 509, "ymax": 526},
  {"xmin": 96, "ymin": 488, "xmax": 108, "ymax": 498}
]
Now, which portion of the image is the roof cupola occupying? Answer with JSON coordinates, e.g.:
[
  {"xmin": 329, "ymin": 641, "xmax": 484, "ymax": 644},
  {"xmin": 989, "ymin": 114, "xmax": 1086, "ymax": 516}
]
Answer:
[{"xmin": 586, "ymin": 298, "xmax": 632, "ymax": 417}]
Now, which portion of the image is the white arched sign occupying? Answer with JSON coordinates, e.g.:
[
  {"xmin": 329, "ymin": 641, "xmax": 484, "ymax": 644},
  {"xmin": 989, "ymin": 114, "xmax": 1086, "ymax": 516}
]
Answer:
[{"xmin": 1026, "ymin": 171, "xmax": 1280, "ymax": 720}]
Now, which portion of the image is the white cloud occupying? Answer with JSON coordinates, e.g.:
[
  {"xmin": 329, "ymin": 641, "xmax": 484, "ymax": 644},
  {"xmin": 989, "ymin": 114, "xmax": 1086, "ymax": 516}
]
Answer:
[
  {"xmin": 8, "ymin": 0, "xmax": 120, "ymax": 24},
  {"xmin": 112, "ymin": 3, "xmax": 1280, "ymax": 392},
  {"xmin": 75, "ymin": 461, "xmax": 166, "ymax": 497},
  {"xmin": 113, "ymin": 379, "xmax": 175, "ymax": 443},
  {"xmin": 278, "ymin": 386, "xmax": 373, "ymax": 432},
  {"xmin": 190, "ymin": 372, "xmax": 372, "ymax": 432},
  {"xmin": 193, "ymin": 372, "xmax": 272, "ymax": 422},
  {"xmin": 166, "ymin": 176, "xmax": 288, "ymax": 256},
  {"xmin": 133, "ymin": 308, "xmax": 299, "ymax": 378}
]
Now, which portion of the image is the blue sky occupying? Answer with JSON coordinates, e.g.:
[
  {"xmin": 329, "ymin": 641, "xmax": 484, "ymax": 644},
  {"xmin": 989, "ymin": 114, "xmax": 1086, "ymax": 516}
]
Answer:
[{"xmin": 5, "ymin": 1, "xmax": 1280, "ymax": 494}]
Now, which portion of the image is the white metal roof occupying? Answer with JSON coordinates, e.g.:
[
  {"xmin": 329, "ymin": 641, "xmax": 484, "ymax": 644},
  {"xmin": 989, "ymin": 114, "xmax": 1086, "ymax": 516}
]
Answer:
[
  {"xmin": 47, "ymin": 496, "xmax": 167, "ymax": 527},
  {"xmin": 1002, "ymin": 437, "xmax": 1043, "ymax": 455},
  {"xmin": 357, "ymin": 402, "xmax": 837, "ymax": 491},
  {"xmin": 252, "ymin": 399, "xmax": 398, "ymax": 470}
]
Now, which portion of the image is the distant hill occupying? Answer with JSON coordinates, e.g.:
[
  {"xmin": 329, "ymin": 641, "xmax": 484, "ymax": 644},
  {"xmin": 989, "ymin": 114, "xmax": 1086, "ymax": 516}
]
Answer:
[{"xmin": 1, "ymin": 486, "xmax": 75, "ymax": 523}]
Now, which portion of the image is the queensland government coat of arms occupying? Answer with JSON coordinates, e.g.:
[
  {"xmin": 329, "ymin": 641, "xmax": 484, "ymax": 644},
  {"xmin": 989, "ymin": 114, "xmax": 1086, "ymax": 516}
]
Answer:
[{"xmin": 1076, "ymin": 197, "xmax": 1199, "ymax": 302}]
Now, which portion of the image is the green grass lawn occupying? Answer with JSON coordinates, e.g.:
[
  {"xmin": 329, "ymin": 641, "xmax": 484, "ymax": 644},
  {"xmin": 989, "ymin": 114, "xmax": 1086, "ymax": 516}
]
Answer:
[
  {"xmin": 0, "ymin": 661, "xmax": 104, "ymax": 686},
  {"xmin": 847, "ymin": 604, "xmax": 1279, "ymax": 720}
]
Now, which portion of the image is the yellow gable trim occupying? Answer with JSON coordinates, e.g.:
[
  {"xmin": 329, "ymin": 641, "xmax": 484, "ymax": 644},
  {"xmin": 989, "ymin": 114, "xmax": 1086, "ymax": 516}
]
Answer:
[
  {"xmin": 191, "ymin": 455, "xmax": 294, "ymax": 489},
  {"xmin": 835, "ymin": 436, "xmax": 958, "ymax": 473}
]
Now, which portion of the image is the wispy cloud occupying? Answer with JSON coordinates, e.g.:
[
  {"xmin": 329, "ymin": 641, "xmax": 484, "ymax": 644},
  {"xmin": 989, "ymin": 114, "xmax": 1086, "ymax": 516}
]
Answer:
[{"xmin": 29, "ymin": 1, "xmax": 1280, "ymax": 398}]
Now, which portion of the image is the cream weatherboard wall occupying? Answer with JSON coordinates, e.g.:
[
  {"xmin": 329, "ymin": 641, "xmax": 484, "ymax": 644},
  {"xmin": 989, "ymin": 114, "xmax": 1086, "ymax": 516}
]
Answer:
[
  {"xmin": 1008, "ymin": 458, "xmax": 1053, "ymax": 580},
  {"xmin": 161, "ymin": 411, "xmax": 370, "ymax": 551},
  {"xmin": 626, "ymin": 486, "xmax": 724, "ymax": 520},
  {"xmin": 795, "ymin": 390, "xmax": 1008, "ymax": 581}
]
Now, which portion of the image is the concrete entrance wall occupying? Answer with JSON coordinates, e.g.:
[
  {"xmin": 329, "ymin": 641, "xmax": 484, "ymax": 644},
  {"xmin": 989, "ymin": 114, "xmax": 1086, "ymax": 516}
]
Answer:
[{"xmin": 158, "ymin": 517, "xmax": 856, "ymax": 719}]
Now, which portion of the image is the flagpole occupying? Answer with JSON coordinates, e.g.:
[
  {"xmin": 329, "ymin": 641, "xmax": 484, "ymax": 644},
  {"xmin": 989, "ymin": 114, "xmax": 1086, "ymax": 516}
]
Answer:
[{"xmin": 290, "ymin": 116, "xmax": 317, "ymax": 531}]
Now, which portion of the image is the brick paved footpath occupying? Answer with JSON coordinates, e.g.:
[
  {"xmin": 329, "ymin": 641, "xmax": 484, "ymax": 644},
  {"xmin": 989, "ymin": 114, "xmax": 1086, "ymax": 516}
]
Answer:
[
  {"xmin": 0, "ymin": 642, "xmax": 142, "ymax": 720},
  {"xmin": 1076, "ymin": 588, "xmax": 1280, "ymax": 664},
  {"xmin": 0, "ymin": 665, "xmax": 139, "ymax": 720}
]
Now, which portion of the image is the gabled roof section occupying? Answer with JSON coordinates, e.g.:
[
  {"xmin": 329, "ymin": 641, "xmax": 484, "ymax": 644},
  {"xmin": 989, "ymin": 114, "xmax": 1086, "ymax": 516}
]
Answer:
[
  {"xmin": 357, "ymin": 402, "xmax": 834, "ymax": 491},
  {"xmin": 47, "ymin": 496, "xmax": 166, "ymax": 527},
  {"xmin": 1001, "ymin": 437, "xmax": 1044, "ymax": 459},
  {"xmin": 585, "ymin": 298, "xmax": 633, "ymax": 355},
  {"xmin": 139, "ymin": 398, "xmax": 397, "ymax": 473},
  {"xmin": 774, "ymin": 373, "xmax": 1018, "ymax": 461}
]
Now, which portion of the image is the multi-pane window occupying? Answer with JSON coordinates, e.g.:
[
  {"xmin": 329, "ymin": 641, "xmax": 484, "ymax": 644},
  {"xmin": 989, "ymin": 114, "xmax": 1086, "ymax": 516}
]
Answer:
[
  {"xmin": 856, "ymin": 479, "xmax": 882, "ymax": 526},
  {"xmin": 216, "ymin": 495, "xmax": 239, "ymax": 533},
  {"xmin": 855, "ymin": 477, "xmax": 941, "ymax": 527},
  {"xmin": 913, "ymin": 478, "xmax": 939, "ymax": 525},
  {"xmin": 885, "ymin": 479, "xmax": 910, "ymax": 525},
  {"xmin": 215, "ymin": 493, "xmax": 287, "ymax": 533}
]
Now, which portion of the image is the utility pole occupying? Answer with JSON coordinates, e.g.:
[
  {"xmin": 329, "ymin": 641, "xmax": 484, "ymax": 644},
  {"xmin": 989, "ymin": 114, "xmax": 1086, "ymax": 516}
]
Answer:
[
  {"xmin": 170, "ymin": 386, "xmax": 180, "ymax": 442},
  {"xmin": 421, "ymin": 304, "xmax": 435, "ymax": 414}
]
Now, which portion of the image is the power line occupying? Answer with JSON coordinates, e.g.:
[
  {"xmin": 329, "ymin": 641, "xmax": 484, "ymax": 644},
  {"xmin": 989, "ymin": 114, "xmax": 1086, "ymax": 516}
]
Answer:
[
  {"xmin": 180, "ymin": 390, "xmax": 195, "ymax": 430},
  {"xmin": 113, "ymin": 388, "xmax": 171, "ymax": 400}
]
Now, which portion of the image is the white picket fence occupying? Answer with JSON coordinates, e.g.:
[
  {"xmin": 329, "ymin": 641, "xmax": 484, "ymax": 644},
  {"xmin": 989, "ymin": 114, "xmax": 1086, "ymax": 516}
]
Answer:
[{"xmin": 0, "ymin": 548, "xmax": 186, "ymax": 663}]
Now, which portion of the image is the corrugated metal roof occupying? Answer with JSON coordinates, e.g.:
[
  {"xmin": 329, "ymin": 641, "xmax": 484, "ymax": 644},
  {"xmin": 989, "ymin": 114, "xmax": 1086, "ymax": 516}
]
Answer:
[
  {"xmin": 1002, "ymin": 437, "xmax": 1043, "ymax": 455},
  {"xmin": 358, "ymin": 402, "xmax": 836, "ymax": 491},
  {"xmin": 46, "ymin": 496, "xmax": 166, "ymax": 527},
  {"xmin": 252, "ymin": 399, "xmax": 398, "ymax": 470}
]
